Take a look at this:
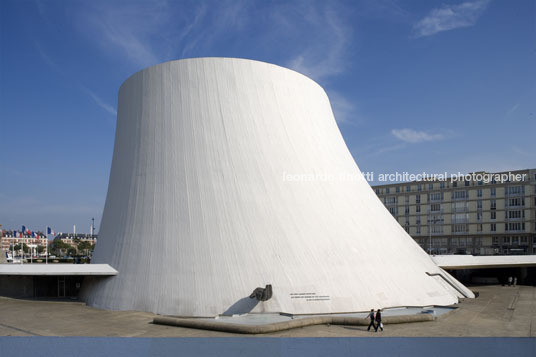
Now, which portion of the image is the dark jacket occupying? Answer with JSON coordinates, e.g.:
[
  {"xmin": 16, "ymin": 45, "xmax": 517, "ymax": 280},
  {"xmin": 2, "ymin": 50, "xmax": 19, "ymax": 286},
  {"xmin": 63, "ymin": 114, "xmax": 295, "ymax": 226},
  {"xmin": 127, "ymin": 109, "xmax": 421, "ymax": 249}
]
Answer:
[{"xmin": 375, "ymin": 311, "xmax": 382, "ymax": 322}]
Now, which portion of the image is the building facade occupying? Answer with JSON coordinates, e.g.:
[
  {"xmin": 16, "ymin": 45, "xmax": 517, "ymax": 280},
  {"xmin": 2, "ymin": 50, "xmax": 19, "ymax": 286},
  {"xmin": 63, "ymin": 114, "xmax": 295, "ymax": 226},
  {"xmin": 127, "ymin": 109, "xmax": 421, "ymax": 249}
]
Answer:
[
  {"xmin": 55, "ymin": 233, "xmax": 97, "ymax": 250},
  {"xmin": 1, "ymin": 232, "xmax": 97, "ymax": 254},
  {"xmin": 0, "ymin": 231, "xmax": 48, "ymax": 252},
  {"xmin": 373, "ymin": 169, "xmax": 536, "ymax": 255}
]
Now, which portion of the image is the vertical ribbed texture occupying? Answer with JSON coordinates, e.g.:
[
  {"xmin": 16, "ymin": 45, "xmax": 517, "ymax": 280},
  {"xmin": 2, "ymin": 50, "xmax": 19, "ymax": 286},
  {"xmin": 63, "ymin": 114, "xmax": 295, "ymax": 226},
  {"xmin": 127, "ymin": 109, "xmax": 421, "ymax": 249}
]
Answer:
[{"xmin": 82, "ymin": 58, "xmax": 472, "ymax": 316}]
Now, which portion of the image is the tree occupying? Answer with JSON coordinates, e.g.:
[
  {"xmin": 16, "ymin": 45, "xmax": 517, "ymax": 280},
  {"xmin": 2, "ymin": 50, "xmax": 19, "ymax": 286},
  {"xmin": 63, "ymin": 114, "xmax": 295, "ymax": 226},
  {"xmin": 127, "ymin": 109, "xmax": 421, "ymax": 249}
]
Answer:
[
  {"xmin": 51, "ymin": 239, "xmax": 70, "ymax": 256},
  {"xmin": 37, "ymin": 246, "xmax": 45, "ymax": 254},
  {"xmin": 78, "ymin": 241, "xmax": 92, "ymax": 252},
  {"xmin": 14, "ymin": 243, "xmax": 29, "ymax": 253},
  {"xmin": 66, "ymin": 247, "xmax": 76, "ymax": 257}
]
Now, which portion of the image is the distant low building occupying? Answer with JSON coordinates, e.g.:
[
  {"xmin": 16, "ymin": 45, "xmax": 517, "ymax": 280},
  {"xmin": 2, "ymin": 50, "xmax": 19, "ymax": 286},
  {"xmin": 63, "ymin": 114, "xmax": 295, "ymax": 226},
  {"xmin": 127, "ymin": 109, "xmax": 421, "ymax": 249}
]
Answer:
[
  {"xmin": 56, "ymin": 233, "xmax": 97, "ymax": 250},
  {"xmin": 1, "ymin": 231, "xmax": 98, "ymax": 254},
  {"xmin": 372, "ymin": 168, "xmax": 536, "ymax": 255},
  {"xmin": 0, "ymin": 231, "xmax": 48, "ymax": 251}
]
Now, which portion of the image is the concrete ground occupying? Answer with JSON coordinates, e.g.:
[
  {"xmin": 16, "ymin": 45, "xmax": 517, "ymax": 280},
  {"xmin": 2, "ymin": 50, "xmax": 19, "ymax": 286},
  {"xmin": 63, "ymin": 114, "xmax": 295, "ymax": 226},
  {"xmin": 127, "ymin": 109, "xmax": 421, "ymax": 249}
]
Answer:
[{"xmin": 0, "ymin": 285, "xmax": 534, "ymax": 337}]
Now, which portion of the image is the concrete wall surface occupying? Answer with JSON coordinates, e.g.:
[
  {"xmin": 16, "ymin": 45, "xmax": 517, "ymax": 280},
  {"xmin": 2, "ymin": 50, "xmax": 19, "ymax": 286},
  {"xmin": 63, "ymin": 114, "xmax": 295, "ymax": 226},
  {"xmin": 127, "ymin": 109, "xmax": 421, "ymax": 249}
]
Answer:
[{"xmin": 82, "ymin": 58, "xmax": 472, "ymax": 317}]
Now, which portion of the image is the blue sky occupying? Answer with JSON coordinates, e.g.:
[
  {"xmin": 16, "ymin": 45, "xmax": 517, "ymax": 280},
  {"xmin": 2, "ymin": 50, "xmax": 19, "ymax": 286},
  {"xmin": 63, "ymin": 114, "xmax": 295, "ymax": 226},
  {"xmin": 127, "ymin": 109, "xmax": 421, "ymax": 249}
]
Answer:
[{"xmin": 1, "ymin": 0, "xmax": 534, "ymax": 233}]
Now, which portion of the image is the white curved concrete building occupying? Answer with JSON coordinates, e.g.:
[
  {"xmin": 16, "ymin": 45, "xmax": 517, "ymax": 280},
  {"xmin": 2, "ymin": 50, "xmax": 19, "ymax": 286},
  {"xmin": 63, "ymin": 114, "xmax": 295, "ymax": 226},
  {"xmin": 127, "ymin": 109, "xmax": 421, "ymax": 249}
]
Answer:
[{"xmin": 82, "ymin": 58, "xmax": 473, "ymax": 317}]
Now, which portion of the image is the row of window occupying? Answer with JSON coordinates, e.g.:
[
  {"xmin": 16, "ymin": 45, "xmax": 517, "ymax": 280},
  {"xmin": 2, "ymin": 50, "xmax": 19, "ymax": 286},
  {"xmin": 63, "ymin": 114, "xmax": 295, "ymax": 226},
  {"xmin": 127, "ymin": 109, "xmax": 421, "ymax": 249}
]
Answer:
[
  {"xmin": 397, "ymin": 201, "xmax": 490, "ymax": 214},
  {"xmin": 478, "ymin": 210, "xmax": 525, "ymax": 220},
  {"xmin": 405, "ymin": 221, "xmax": 528, "ymax": 233},
  {"xmin": 405, "ymin": 210, "xmax": 526, "ymax": 222},
  {"xmin": 415, "ymin": 237, "xmax": 484, "ymax": 247},
  {"xmin": 508, "ymin": 210, "xmax": 524, "ymax": 219},
  {"xmin": 416, "ymin": 236, "xmax": 536, "ymax": 247},
  {"xmin": 430, "ymin": 192, "xmax": 443, "ymax": 201},
  {"xmin": 492, "ymin": 236, "xmax": 531, "ymax": 245},
  {"xmin": 410, "ymin": 225, "xmax": 444, "ymax": 234},
  {"xmin": 451, "ymin": 237, "xmax": 482, "ymax": 246},
  {"xmin": 507, "ymin": 222, "xmax": 525, "ymax": 231},
  {"xmin": 452, "ymin": 224, "xmax": 468, "ymax": 233},
  {"xmin": 383, "ymin": 196, "xmax": 531, "ymax": 211},
  {"xmin": 506, "ymin": 186, "xmax": 525, "ymax": 195},
  {"xmin": 452, "ymin": 213, "xmax": 469, "ymax": 223},
  {"xmin": 507, "ymin": 197, "xmax": 525, "ymax": 207},
  {"xmin": 376, "ymin": 183, "xmax": 528, "ymax": 195},
  {"xmin": 478, "ymin": 222, "xmax": 527, "ymax": 232},
  {"xmin": 393, "ymin": 205, "xmax": 533, "ymax": 219}
]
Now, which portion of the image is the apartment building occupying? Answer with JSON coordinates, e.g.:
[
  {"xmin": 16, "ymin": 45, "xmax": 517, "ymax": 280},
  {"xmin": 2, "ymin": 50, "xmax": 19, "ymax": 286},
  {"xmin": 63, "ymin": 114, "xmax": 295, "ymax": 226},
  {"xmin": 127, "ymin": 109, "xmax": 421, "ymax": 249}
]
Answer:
[{"xmin": 373, "ymin": 169, "xmax": 536, "ymax": 255}]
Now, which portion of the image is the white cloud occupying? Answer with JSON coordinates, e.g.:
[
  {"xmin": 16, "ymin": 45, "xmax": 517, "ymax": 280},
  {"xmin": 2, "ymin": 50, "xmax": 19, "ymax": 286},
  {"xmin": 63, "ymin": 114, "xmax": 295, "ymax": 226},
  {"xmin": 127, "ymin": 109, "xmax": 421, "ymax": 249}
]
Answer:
[
  {"xmin": 328, "ymin": 91, "xmax": 356, "ymax": 124},
  {"xmin": 505, "ymin": 102, "xmax": 520, "ymax": 119},
  {"xmin": 285, "ymin": 6, "xmax": 350, "ymax": 81},
  {"xmin": 35, "ymin": 44, "xmax": 117, "ymax": 118},
  {"xmin": 35, "ymin": 43, "xmax": 62, "ymax": 73},
  {"xmin": 512, "ymin": 146, "xmax": 532, "ymax": 157},
  {"xmin": 79, "ymin": 1, "xmax": 250, "ymax": 68},
  {"xmin": 178, "ymin": 0, "xmax": 249, "ymax": 58},
  {"xmin": 176, "ymin": 5, "xmax": 209, "ymax": 57},
  {"xmin": 80, "ymin": 1, "xmax": 172, "ymax": 68},
  {"xmin": 413, "ymin": 0, "xmax": 490, "ymax": 38},
  {"xmin": 272, "ymin": 3, "xmax": 357, "ymax": 124},
  {"xmin": 76, "ymin": 1, "xmax": 358, "ymax": 123},
  {"xmin": 82, "ymin": 87, "xmax": 117, "ymax": 116},
  {"xmin": 372, "ymin": 143, "xmax": 407, "ymax": 156},
  {"xmin": 391, "ymin": 128, "xmax": 444, "ymax": 143}
]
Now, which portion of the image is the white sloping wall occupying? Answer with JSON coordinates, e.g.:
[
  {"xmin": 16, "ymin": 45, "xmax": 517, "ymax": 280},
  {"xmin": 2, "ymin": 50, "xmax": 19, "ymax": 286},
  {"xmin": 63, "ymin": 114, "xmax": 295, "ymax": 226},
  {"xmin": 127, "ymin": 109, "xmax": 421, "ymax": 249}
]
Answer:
[{"xmin": 82, "ymin": 58, "xmax": 472, "ymax": 317}]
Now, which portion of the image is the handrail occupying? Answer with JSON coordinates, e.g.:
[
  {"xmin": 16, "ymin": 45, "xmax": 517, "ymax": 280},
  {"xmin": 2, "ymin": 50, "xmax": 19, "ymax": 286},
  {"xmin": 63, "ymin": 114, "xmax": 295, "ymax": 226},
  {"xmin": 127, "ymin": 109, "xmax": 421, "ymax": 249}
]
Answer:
[{"xmin": 426, "ymin": 272, "xmax": 471, "ymax": 298}]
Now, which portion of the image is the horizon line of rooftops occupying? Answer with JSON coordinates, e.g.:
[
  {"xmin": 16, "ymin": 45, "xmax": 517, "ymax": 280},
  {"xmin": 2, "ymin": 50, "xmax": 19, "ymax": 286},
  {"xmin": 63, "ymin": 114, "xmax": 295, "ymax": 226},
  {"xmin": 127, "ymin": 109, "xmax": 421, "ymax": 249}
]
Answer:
[{"xmin": 1, "ymin": 231, "xmax": 98, "ymax": 239}]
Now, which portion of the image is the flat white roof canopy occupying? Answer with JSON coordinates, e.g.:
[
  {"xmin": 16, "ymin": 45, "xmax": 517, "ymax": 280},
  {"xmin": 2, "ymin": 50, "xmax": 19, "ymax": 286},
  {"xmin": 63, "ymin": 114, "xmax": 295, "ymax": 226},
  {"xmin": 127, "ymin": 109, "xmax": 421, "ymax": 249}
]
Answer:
[
  {"xmin": 433, "ymin": 255, "xmax": 536, "ymax": 270},
  {"xmin": 0, "ymin": 264, "xmax": 118, "ymax": 276}
]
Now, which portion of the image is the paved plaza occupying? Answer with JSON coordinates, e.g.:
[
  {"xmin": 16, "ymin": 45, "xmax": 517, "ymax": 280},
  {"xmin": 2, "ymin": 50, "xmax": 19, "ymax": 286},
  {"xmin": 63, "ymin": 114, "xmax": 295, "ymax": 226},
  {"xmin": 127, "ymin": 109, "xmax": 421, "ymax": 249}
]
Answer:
[{"xmin": 0, "ymin": 285, "xmax": 534, "ymax": 337}]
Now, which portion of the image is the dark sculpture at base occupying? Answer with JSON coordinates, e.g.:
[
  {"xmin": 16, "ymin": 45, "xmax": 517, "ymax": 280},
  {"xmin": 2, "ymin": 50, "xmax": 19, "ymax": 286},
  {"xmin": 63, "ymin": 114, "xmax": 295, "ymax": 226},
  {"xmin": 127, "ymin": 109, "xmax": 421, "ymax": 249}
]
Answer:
[{"xmin": 250, "ymin": 285, "xmax": 273, "ymax": 301}]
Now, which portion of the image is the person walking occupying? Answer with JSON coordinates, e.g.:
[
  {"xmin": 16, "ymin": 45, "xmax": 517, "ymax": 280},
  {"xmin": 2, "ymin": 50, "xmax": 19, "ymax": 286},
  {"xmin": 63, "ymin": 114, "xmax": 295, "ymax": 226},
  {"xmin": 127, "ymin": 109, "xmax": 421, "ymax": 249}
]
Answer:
[
  {"xmin": 508, "ymin": 276, "xmax": 513, "ymax": 286},
  {"xmin": 365, "ymin": 309, "xmax": 376, "ymax": 331},
  {"xmin": 374, "ymin": 309, "xmax": 383, "ymax": 332}
]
